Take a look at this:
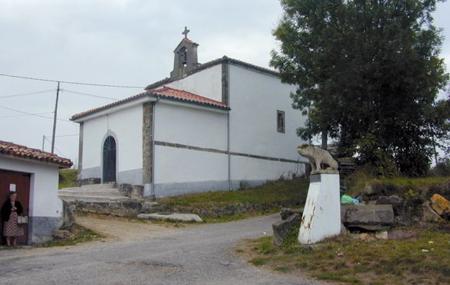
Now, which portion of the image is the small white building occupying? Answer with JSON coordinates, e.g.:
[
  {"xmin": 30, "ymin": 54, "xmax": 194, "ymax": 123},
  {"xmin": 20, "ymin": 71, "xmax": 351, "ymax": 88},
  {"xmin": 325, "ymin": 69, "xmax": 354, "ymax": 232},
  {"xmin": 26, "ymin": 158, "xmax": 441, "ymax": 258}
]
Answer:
[
  {"xmin": 0, "ymin": 141, "xmax": 72, "ymax": 244},
  {"xmin": 72, "ymin": 34, "xmax": 308, "ymax": 197}
]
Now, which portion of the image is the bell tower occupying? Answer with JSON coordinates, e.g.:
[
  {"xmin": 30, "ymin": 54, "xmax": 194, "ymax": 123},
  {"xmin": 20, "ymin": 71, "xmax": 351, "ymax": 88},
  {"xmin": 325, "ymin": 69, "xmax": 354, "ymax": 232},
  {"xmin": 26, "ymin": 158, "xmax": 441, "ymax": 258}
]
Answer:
[{"xmin": 170, "ymin": 27, "xmax": 199, "ymax": 79}]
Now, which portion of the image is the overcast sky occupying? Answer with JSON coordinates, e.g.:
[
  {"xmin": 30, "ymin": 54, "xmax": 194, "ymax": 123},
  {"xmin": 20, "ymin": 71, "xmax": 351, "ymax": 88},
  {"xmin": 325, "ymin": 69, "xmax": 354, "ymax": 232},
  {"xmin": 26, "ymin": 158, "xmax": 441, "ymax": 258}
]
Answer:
[{"xmin": 1, "ymin": 0, "xmax": 449, "ymax": 165}]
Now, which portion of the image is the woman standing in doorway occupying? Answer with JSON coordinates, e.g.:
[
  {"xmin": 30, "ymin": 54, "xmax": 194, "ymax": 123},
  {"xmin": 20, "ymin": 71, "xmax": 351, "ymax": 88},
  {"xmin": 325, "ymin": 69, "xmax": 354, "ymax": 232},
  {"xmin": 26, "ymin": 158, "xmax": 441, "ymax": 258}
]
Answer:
[{"xmin": 1, "ymin": 192, "xmax": 24, "ymax": 247}]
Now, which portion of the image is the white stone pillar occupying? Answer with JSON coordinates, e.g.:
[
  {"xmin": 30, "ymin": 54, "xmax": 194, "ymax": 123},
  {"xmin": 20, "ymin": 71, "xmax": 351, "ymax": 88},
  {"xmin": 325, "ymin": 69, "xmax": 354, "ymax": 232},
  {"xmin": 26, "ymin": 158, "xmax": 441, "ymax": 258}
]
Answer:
[{"xmin": 298, "ymin": 173, "xmax": 341, "ymax": 244}]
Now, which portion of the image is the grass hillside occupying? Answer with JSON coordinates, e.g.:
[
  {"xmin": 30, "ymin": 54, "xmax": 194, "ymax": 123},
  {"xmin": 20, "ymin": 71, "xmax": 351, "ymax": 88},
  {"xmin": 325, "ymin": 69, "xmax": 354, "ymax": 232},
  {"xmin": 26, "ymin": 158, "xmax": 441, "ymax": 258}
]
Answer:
[
  {"xmin": 59, "ymin": 169, "xmax": 78, "ymax": 189},
  {"xmin": 241, "ymin": 225, "xmax": 450, "ymax": 285},
  {"xmin": 157, "ymin": 178, "xmax": 309, "ymax": 222},
  {"xmin": 345, "ymin": 169, "xmax": 450, "ymax": 196}
]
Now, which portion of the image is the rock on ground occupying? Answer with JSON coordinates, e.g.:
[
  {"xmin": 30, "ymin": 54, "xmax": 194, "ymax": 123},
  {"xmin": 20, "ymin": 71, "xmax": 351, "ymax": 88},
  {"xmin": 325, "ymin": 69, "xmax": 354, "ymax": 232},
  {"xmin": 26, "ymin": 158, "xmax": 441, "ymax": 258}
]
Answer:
[
  {"xmin": 422, "ymin": 202, "xmax": 444, "ymax": 223},
  {"xmin": 137, "ymin": 213, "xmax": 203, "ymax": 223},
  {"xmin": 272, "ymin": 213, "xmax": 301, "ymax": 246}
]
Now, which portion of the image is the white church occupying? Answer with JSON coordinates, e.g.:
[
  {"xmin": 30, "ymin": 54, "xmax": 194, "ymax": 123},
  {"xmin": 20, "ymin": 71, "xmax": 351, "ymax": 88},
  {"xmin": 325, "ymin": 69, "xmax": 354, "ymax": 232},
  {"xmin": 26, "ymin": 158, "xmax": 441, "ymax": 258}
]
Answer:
[{"xmin": 71, "ymin": 31, "xmax": 308, "ymax": 197}]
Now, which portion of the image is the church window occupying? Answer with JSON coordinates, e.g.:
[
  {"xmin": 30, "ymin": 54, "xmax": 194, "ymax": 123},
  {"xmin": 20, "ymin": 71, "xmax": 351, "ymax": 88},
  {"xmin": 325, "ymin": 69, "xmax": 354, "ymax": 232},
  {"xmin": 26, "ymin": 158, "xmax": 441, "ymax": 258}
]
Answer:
[{"xmin": 277, "ymin": 110, "xmax": 285, "ymax": 133}]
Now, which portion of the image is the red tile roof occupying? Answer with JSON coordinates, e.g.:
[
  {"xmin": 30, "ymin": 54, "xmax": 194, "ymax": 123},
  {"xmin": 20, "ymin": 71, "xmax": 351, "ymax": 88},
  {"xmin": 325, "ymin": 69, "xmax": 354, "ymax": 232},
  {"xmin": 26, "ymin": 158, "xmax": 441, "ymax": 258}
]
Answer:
[
  {"xmin": 0, "ymin": 140, "xmax": 73, "ymax": 168},
  {"xmin": 71, "ymin": 86, "xmax": 229, "ymax": 121},
  {"xmin": 152, "ymin": 86, "xmax": 228, "ymax": 109}
]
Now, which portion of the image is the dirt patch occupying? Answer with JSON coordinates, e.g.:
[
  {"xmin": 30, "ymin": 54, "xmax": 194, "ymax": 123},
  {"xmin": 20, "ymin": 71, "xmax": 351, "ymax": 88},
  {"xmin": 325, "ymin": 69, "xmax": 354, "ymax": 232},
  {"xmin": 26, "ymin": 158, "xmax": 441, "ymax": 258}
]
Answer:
[{"xmin": 75, "ymin": 214, "xmax": 177, "ymax": 242}]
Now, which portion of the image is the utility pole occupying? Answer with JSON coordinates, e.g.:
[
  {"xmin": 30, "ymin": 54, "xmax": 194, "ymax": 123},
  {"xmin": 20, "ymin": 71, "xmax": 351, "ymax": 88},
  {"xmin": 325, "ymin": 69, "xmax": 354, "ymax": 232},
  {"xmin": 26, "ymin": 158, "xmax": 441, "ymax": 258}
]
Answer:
[
  {"xmin": 42, "ymin": 135, "xmax": 45, "ymax": 151},
  {"xmin": 51, "ymin": 81, "xmax": 60, "ymax": 154}
]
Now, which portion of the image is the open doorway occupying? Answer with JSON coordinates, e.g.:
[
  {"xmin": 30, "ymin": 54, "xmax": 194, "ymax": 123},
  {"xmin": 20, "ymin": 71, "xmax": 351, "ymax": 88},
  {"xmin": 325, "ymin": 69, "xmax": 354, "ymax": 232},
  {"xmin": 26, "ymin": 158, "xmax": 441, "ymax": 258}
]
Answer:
[{"xmin": 0, "ymin": 169, "xmax": 30, "ymax": 245}]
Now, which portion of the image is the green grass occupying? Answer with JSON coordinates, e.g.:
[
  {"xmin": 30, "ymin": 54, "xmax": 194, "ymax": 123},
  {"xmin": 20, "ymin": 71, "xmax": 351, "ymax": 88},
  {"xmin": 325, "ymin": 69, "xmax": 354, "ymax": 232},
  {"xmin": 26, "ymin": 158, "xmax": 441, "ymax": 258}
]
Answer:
[
  {"xmin": 159, "ymin": 178, "xmax": 308, "ymax": 206},
  {"xmin": 345, "ymin": 168, "xmax": 450, "ymax": 196},
  {"xmin": 59, "ymin": 169, "xmax": 78, "ymax": 189},
  {"xmin": 157, "ymin": 178, "xmax": 309, "ymax": 222},
  {"xmin": 376, "ymin": 176, "xmax": 450, "ymax": 187},
  {"xmin": 38, "ymin": 224, "xmax": 103, "ymax": 247},
  {"xmin": 240, "ymin": 227, "xmax": 450, "ymax": 284}
]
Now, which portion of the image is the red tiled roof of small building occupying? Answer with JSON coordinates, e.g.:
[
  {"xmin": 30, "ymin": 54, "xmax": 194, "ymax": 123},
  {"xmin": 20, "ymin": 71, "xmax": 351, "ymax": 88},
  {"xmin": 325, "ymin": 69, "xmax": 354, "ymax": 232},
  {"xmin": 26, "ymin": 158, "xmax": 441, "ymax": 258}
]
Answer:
[
  {"xmin": 71, "ymin": 86, "xmax": 229, "ymax": 121},
  {"xmin": 0, "ymin": 140, "xmax": 73, "ymax": 168}
]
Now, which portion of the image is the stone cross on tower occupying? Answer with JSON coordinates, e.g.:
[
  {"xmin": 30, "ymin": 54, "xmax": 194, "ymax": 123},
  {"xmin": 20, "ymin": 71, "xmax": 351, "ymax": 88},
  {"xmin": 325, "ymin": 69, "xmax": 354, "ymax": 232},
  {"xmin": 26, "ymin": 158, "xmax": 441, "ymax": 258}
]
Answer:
[
  {"xmin": 182, "ymin": 26, "xmax": 190, "ymax": 39},
  {"xmin": 170, "ymin": 27, "xmax": 199, "ymax": 79}
]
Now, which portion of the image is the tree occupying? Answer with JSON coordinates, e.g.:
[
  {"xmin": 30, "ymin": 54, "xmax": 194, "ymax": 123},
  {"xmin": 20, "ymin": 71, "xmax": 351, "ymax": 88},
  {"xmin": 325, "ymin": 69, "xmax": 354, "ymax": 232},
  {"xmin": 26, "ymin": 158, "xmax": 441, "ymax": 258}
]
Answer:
[{"xmin": 271, "ymin": 0, "xmax": 449, "ymax": 176}]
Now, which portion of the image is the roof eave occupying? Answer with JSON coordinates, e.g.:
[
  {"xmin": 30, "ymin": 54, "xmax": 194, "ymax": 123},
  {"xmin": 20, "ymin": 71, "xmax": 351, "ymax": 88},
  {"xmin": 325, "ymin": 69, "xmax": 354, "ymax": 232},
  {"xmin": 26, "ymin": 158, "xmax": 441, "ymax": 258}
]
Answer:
[
  {"xmin": 155, "ymin": 95, "xmax": 230, "ymax": 113},
  {"xmin": 71, "ymin": 95, "xmax": 157, "ymax": 122},
  {"xmin": 0, "ymin": 153, "xmax": 73, "ymax": 169}
]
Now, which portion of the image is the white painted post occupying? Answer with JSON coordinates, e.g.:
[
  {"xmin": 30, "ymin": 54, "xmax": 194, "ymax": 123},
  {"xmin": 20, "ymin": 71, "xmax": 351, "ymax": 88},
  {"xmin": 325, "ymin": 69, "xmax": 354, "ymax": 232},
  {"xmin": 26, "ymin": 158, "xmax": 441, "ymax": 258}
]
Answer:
[{"xmin": 298, "ymin": 173, "xmax": 341, "ymax": 244}]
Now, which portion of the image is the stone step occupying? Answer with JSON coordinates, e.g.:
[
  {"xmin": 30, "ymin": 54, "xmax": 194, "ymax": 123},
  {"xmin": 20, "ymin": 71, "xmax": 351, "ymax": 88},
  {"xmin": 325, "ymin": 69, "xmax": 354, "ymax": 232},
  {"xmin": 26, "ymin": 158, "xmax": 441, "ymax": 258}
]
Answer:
[
  {"xmin": 58, "ymin": 183, "xmax": 129, "ymax": 203},
  {"xmin": 59, "ymin": 189, "xmax": 123, "ymax": 196},
  {"xmin": 61, "ymin": 183, "xmax": 117, "ymax": 191}
]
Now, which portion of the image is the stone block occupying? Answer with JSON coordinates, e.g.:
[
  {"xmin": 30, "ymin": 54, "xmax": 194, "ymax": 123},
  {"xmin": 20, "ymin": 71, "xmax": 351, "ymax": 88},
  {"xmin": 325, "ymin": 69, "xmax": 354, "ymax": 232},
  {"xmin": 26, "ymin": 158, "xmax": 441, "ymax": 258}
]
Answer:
[
  {"xmin": 342, "ymin": 204, "xmax": 394, "ymax": 231},
  {"xmin": 119, "ymin": 184, "xmax": 133, "ymax": 198},
  {"xmin": 131, "ymin": 185, "xmax": 144, "ymax": 200},
  {"xmin": 422, "ymin": 202, "xmax": 444, "ymax": 222},
  {"xmin": 272, "ymin": 213, "xmax": 300, "ymax": 246},
  {"xmin": 376, "ymin": 195, "xmax": 404, "ymax": 215}
]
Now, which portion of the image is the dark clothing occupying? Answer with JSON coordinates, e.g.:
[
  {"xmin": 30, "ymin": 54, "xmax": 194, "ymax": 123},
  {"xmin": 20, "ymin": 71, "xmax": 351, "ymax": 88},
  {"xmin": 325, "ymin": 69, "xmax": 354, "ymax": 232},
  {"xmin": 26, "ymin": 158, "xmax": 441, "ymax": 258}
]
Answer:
[{"xmin": 1, "ymin": 200, "xmax": 23, "ymax": 222}]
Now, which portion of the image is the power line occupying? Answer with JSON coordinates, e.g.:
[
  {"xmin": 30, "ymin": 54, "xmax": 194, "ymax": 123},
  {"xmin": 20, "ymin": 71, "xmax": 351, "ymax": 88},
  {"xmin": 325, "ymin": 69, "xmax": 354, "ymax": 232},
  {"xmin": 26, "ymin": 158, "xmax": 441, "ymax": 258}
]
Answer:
[
  {"xmin": 0, "ymin": 105, "xmax": 72, "ymax": 122},
  {"xmin": 0, "ymin": 89, "xmax": 55, "ymax": 99},
  {"xmin": 43, "ymin": 136, "xmax": 66, "ymax": 157},
  {"xmin": 62, "ymin": 89, "xmax": 117, "ymax": 100},
  {"xmin": 0, "ymin": 72, "xmax": 144, "ymax": 89},
  {"xmin": 0, "ymin": 112, "xmax": 53, "ymax": 119},
  {"xmin": 0, "ymin": 88, "xmax": 119, "ymax": 101},
  {"xmin": 53, "ymin": 134, "xmax": 79, "ymax": 138}
]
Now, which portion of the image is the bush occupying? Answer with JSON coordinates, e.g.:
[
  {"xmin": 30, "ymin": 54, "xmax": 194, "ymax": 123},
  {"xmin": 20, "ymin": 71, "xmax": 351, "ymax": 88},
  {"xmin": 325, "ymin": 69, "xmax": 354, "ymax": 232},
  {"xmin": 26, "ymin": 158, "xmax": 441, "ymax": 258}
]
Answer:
[{"xmin": 429, "ymin": 158, "xmax": 450, "ymax": 176}]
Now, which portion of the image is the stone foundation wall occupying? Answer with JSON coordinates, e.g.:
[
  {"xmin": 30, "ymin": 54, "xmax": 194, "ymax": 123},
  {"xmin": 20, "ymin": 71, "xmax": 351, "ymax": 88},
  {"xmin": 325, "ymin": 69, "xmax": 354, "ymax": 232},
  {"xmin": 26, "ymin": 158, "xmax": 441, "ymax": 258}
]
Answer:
[
  {"xmin": 152, "ymin": 201, "xmax": 296, "ymax": 218},
  {"xmin": 70, "ymin": 200, "xmax": 143, "ymax": 217}
]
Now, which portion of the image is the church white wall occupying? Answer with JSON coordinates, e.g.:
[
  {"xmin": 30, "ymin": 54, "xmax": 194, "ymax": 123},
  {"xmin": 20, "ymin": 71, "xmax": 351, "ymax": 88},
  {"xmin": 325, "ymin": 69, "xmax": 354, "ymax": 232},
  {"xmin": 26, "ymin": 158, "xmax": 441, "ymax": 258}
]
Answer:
[
  {"xmin": 152, "ymin": 102, "xmax": 228, "ymax": 197},
  {"xmin": 81, "ymin": 104, "xmax": 143, "ymax": 184},
  {"xmin": 230, "ymin": 156, "xmax": 304, "ymax": 185},
  {"xmin": 155, "ymin": 146, "xmax": 227, "ymax": 183},
  {"xmin": 228, "ymin": 64, "xmax": 306, "ymax": 158},
  {"xmin": 228, "ymin": 64, "xmax": 307, "ymax": 181},
  {"xmin": 153, "ymin": 146, "xmax": 228, "ymax": 197},
  {"xmin": 154, "ymin": 102, "xmax": 227, "ymax": 149},
  {"xmin": 166, "ymin": 64, "xmax": 223, "ymax": 102}
]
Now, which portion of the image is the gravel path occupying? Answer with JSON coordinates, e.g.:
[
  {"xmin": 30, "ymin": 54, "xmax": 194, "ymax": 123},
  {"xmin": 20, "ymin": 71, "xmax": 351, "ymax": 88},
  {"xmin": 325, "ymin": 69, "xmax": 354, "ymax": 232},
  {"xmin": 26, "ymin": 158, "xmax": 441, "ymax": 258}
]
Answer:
[{"xmin": 0, "ymin": 215, "xmax": 322, "ymax": 285}]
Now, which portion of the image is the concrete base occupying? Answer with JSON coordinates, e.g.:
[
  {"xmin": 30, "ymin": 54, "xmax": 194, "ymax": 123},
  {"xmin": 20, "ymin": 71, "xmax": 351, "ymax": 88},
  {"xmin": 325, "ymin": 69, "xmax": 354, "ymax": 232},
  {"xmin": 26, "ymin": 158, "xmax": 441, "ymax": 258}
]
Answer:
[{"xmin": 298, "ymin": 173, "xmax": 341, "ymax": 244}]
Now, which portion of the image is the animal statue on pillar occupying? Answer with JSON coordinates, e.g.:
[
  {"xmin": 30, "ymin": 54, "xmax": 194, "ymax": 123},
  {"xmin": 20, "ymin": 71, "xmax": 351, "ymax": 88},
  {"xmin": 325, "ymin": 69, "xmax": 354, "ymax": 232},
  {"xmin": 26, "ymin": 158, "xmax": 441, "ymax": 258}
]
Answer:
[{"xmin": 297, "ymin": 144, "xmax": 339, "ymax": 174}]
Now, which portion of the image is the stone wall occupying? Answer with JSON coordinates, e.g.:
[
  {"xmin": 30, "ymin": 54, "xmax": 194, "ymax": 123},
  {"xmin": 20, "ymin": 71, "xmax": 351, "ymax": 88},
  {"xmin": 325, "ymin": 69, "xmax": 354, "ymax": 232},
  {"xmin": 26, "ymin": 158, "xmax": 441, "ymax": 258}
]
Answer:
[{"xmin": 70, "ymin": 200, "xmax": 143, "ymax": 217}]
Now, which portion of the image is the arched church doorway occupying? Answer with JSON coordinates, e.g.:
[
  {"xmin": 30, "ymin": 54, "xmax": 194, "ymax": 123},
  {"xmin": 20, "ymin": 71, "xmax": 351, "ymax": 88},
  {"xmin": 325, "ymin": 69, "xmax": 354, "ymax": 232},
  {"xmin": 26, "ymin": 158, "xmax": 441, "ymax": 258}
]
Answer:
[{"xmin": 102, "ymin": 136, "xmax": 116, "ymax": 183}]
